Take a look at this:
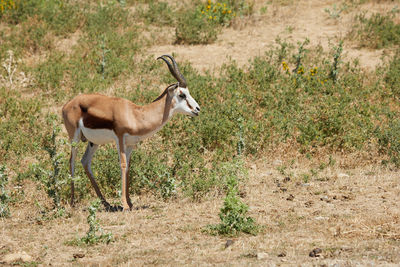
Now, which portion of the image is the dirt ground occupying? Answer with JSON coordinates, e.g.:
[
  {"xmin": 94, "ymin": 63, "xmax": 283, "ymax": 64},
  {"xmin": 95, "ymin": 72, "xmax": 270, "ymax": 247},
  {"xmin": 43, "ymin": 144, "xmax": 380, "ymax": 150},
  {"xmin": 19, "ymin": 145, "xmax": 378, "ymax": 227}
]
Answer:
[
  {"xmin": 1, "ymin": 0, "xmax": 400, "ymax": 266},
  {"xmin": 1, "ymin": 156, "xmax": 400, "ymax": 266}
]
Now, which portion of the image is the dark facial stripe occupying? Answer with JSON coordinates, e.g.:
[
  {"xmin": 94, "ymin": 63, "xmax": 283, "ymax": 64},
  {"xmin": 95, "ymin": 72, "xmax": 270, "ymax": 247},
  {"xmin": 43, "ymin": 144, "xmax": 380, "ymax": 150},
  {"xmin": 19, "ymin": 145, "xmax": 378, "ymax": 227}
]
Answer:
[{"xmin": 186, "ymin": 99, "xmax": 193, "ymax": 110}]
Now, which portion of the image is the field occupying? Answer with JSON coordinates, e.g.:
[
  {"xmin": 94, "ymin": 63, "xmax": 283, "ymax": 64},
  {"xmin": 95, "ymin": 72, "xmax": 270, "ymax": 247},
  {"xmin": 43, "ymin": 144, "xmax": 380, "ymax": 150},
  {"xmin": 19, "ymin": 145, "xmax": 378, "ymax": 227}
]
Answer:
[{"xmin": 1, "ymin": 0, "xmax": 400, "ymax": 266}]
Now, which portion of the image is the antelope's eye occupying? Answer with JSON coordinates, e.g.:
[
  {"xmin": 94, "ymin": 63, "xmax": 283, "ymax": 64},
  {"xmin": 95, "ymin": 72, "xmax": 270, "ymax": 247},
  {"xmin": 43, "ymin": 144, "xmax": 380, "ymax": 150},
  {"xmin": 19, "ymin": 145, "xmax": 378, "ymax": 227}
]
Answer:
[{"xmin": 179, "ymin": 93, "xmax": 186, "ymax": 99}]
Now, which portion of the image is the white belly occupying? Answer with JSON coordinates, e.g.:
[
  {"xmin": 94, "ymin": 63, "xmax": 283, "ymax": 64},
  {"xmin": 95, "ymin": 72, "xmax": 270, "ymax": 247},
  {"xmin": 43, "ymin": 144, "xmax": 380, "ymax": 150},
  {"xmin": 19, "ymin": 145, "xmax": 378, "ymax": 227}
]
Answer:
[
  {"xmin": 79, "ymin": 119, "xmax": 164, "ymax": 146},
  {"xmin": 79, "ymin": 119, "xmax": 117, "ymax": 145}
]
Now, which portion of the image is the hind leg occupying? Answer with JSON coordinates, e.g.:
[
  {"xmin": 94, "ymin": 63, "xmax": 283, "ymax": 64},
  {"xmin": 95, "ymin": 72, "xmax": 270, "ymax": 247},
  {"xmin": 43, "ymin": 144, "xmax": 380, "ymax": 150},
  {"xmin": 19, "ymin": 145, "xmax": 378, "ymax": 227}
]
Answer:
[
  {"xmin": 81, "ymin": 142, "xmax": 112, "ymax": 209},
  {"xmin": 69, "ymin": 129, "xmax": 81, "ymax": 207}
]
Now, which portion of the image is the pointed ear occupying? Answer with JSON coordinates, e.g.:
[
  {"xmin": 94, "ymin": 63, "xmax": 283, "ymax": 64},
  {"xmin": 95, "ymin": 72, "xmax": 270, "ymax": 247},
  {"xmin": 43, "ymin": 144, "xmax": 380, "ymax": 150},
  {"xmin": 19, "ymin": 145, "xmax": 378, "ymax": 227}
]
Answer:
[{"xmin": 168, "ymin": 83, "xmax": 178, "ymax": 94}]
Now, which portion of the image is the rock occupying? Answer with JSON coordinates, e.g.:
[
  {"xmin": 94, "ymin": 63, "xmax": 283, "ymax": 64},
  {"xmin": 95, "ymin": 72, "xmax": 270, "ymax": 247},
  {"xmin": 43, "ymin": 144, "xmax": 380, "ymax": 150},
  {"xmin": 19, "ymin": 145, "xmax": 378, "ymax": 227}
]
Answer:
[
  {"xmin": 224, "ymin": 240, "xmax": 234, "ymax": 249},
  {"xmin": 286, "ymin": 194, "xmax": 295, "ymax": 201},
  {"xmin": 309, "ymin": 248, "xmax": 322, "ymax": 257},
  {"xmin": 337, "ymin": 173, "xmax": 349, "ymax": 178},
  {"xmin": 2, "ymin": 252, "xmax": 33, "ymax": 263},
  {"xmin": 283, "ymin": 176, "xmax": 291, "ymax": 183},
  {"xmin": 305, "ymin": 201, "xmax": 313, "ymax": 207},
  {"xmin": 73, "ymin": 253, "xmax": 85, "ymax": 259},
  {"xmin": 257, "ymin": 252, "xmax": 269, "ymax": 260},
  {"xmin": 277, "ymin": 252, "xmax": 286, "ymax": 257}
]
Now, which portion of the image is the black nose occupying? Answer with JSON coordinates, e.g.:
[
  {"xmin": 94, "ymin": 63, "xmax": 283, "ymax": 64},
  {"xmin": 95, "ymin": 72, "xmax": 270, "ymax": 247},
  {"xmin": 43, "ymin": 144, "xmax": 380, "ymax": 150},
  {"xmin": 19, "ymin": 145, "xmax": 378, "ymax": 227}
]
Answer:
[{"xmin": 196, "ymin": 107, "xmax": 200, "ymax": 112}]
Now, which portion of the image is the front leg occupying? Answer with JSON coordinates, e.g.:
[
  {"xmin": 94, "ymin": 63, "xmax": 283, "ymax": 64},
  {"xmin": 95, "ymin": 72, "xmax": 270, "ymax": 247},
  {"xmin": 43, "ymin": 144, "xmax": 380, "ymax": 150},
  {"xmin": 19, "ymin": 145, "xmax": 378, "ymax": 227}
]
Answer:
[{"xmin": 118, "ymin": 138, "xmax": 132, "ymax": 211}]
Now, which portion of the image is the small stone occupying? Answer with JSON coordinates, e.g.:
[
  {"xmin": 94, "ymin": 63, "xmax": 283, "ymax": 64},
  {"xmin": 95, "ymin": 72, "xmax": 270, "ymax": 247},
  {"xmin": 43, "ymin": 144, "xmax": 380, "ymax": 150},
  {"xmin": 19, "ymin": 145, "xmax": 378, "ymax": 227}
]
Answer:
[
  {"xmin": 283, "ymin": 176, "xmax": 291, "ymax": 183},
  {"xmin": 225, "ymin": 240, "xmax": 234, "ymax": 249},
  {"xmin": 305, "ymin": 201, "xmax": 313, "ymax": 207},
  {"xmin": 309, "ymin": 248, "xmax": 322, "ymax": 257},
  {"xmin": 277, "ymin": 252, "xmax": 286, "ymax": 257},
  {"xmin": 320, "ymin": 196, "xmax": 330, "ymax": 202},
  {"xmin": 73, "ymin": 253, "xmax": 85, "ymax": 259},
  {"xmin": 257, "ymin": 252, "xmax": 269, "ymax": 260},
  {"xmin": 286, "ymin": 194, "xmax": 295, "ymax": 201},
  {"xmin": 338, "ymin": 173, "xmax": 349, "ymax": 178}
]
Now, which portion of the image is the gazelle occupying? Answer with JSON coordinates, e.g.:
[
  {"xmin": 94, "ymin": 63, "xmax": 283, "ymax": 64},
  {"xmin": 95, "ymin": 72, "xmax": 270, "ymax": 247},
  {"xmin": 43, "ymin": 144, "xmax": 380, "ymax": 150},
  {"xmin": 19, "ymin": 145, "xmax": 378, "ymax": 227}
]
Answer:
[{"xmin": 62, "ymin": 55, "xmax": 200, "ymax": 211}]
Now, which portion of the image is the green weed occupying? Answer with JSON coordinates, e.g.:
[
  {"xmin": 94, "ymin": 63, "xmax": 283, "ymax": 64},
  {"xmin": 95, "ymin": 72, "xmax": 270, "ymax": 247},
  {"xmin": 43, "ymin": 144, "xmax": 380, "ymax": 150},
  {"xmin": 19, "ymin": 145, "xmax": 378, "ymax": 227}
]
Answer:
[
  {"xmin": 67, "ymin": 200, "xmax": 112, "ymax": 246},
  {"xmin": 205, "ymin": 159, "xmax": 259, "ymax": 236},
  {"xmin": 80, "ymin": 200, "xmax": 113, "ymax": 245}
]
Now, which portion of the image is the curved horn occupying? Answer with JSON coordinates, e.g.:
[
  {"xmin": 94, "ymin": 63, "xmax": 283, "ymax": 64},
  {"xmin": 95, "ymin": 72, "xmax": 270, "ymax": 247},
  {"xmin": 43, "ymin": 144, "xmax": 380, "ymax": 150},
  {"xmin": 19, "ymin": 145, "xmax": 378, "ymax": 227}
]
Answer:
[{"xmin": 157, "ymin": 55, "xmax": 187, "ymax": 88}]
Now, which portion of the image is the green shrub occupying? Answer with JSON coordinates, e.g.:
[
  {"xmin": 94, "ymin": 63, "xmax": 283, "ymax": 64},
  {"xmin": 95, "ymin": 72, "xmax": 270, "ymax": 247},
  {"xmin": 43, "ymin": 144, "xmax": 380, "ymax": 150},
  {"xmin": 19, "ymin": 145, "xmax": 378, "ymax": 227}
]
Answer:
[
  {"xmin": 139, "ymin": 1, "xmax": 175, "ymax": 26},
  {"xmin": 385, "ymin": 50, "xmax": 400, "ymax": 98},
  {"xmin": 350, "ymin": 11, "xmax": 400, "ymax": 49},
  {"xmin": 175, "ymin": 0, "xmax": 253, "ymax": 44},
  {"xmin": 175, "ymin": 7, "xmax": 219, "ymax": 45},
  {"xmin": 377, "ymin": 118, "xmax": 400, "ymax": 167}
]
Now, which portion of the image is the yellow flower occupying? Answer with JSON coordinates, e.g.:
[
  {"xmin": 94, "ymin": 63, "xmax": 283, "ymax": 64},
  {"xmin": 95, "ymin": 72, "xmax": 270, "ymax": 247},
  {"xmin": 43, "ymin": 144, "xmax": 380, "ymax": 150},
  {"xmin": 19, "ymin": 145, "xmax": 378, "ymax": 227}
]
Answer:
[
  {"xmin": 208, "ymin": 0, "xmax": 211, "ymax": 4},
  {"xmin": 222, "ymin": 10, "xmax": 226, "ymax": 14},
  {"xmin": 207, "ymin": 5, "xmax": 211, "ymax": 9},
  {"xmin": 214, "ymin": 16, "xmax": 216, "ymax": 20},
  {"xmin": 228, "ymin": 10, "xmax": 231, "ymax": 14},
  {"xmin": 282, "ymin": 61, "xmax": 289, "ymax": 71},
  {"xmin": 209, "ymin": 15, "xmax": 212, "ymax": 19}
]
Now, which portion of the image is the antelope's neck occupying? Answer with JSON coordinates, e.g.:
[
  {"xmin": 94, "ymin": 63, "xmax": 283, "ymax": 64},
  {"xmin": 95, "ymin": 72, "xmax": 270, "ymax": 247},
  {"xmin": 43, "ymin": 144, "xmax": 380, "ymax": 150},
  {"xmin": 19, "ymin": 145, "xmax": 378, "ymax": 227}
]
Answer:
[{"xmin": 129, "ymin": 92, "xmax": 174, "ymax": 135}]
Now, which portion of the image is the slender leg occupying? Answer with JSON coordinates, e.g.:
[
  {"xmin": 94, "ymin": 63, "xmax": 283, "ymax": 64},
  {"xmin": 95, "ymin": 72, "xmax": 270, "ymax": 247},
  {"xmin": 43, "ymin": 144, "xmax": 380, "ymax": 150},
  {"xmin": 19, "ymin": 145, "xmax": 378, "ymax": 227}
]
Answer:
[
  {"xmin": 69, "ymin": 129, "xmax": 80, "ymax": 207},
  {"xmin": 118, "ymin": 138, "xmax": 132, "ymax": 211},
  {"xmin": 125, "ymin": 146, "xmax": 134, "ymax": 208},
  {"xmin": 81, "ymin": 142, "xmax": 110, "ymax": 209},
  {"xmin": 69, "ymin": 146, "xmax": 77, "ymax": 207}
]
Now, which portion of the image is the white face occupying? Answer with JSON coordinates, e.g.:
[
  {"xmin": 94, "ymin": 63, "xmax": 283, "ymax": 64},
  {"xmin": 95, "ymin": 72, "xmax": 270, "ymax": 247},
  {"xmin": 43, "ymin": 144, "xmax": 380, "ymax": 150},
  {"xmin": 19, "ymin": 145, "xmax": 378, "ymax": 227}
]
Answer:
[{"xmin": 171, "ymin": 87, "xmax": 200, "ymax": 117}]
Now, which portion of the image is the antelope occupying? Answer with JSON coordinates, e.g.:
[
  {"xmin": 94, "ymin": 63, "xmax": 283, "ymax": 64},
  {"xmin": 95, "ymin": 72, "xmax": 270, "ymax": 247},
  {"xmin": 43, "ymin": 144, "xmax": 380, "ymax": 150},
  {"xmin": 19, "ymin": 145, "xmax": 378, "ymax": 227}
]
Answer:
[{"xmin": 62, "ymin": 55, "xmax": 200, "ymax": 211}]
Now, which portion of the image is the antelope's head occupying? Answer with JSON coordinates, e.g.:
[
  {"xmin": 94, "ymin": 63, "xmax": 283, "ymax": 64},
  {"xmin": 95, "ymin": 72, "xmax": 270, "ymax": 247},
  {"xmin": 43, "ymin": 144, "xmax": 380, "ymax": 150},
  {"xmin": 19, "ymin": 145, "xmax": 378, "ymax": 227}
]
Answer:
[{"xmin": 158, "ymin": 55, "xmax": 200, "ymax": 117}]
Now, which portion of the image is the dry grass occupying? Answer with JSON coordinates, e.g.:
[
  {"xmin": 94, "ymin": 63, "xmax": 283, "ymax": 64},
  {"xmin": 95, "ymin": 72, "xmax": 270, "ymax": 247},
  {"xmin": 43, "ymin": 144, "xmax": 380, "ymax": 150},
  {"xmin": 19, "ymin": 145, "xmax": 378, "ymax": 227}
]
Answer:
[{"xmin": 1, "ymin": 154, "xmax": 400, "ymax": 266}]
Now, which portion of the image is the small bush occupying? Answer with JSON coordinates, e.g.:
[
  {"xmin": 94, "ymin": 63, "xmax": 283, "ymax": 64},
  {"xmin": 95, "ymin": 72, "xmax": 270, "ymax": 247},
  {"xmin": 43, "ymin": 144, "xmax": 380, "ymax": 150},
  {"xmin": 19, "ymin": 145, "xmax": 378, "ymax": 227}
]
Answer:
[
  {"xmin": 377, "ymin": 118, "xmax": 400, "ymax": 167},
  {"xmin": 175, "ymin": 0, "xmax": 253, "ymax": 44},
  {"xmin": 350, "ymin": 11, "xmax": 400, "ymax": 49},
  {"xmin": 139, "ymin": 1, "xmax": 174, "ymax": 26},
  {"xmin": 385, "ymin": 50, "xmax": 400, "ymax": 98},
  {"xmin": 175, "ymin": 7, "xmax": 219, "ymax": 45}
]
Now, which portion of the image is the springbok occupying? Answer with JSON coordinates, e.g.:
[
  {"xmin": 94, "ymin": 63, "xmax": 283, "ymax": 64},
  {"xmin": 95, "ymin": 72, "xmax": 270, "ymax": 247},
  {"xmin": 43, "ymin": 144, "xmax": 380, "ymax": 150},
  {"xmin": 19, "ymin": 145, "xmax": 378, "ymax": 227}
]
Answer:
[{"xmin": 62, "ymin": 55, "xmax": 200, "ymax": 211}]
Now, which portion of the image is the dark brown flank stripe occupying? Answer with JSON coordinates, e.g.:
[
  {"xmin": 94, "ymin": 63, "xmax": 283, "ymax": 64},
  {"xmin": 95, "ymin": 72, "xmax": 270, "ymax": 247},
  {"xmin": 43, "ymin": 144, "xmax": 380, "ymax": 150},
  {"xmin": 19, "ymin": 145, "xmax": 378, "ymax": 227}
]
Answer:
[{"xmin": 81, "ymin": 108, "xmax": 114, "ymax": 130}]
